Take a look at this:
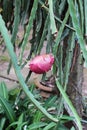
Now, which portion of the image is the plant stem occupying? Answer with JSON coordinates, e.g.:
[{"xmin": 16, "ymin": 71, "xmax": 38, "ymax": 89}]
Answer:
[
  {"xmin": 39, "ymin": 0, "xmax": 75, "ymax": 32},
  {"xmin": 56, "ymin": 79, "xmax": 82, "ymax": 130},
  {"xmin": 0, "ymin": 14, "xmax": 58, "ymax": 123}
]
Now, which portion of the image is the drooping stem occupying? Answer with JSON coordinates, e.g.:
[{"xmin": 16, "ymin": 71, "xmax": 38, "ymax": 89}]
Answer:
[
  {"xmin": 0, "ymin": 14, "xmax": 58, "ymax": 123},
  {"xmin": 56, "ymin": 79, "xmax": 82, "ymax": 130}
]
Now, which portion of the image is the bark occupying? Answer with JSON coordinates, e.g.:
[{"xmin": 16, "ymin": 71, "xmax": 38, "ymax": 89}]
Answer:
[
  {"xmin": 67, "ymin": 43, "xmax": 83, "ymax": 117},
  {"xmin": 65, "ymin": 43, "xmax": 83, "ymax": 130}
]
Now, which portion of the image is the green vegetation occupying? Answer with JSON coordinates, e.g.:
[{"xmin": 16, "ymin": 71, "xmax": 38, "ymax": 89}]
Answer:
[{"xmin": 0, "ymin": 0, "xmax": 87, "ymax": 129}]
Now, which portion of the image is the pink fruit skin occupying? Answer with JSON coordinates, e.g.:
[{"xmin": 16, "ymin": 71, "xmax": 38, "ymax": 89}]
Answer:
[{"xmin": 29, "ymin": 54, "xmax": 54, "ymax": 74}]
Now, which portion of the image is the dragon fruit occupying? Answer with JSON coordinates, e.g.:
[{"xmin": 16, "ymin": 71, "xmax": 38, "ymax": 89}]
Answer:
[{"xmin": 29, "ymin": 54, "xmax": 54, "ymax": 74}]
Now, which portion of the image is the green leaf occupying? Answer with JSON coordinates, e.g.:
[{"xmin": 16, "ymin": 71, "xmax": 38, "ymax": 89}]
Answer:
[
  {"xmin": 28, "ymin": 122, "xmax": 47, "ymax": 130},
  {"xmin": 58, "ymin": 115, "xmax": 74, "ymax": 121},
  {"xmin": 0, "ymin": 82, "xmax": 8, "ymax": 99},
  {"xmin": 33, "ymin": 110, "xmax": 43, "ymax": 123},
  {"xmin": 6, "ymin": 114, "xmax": 27, "ymax": 130},
  {"xmin": 0, "ymin": 96, "xmax": 15, "ymax": 123},
  {"xmin": 43, "ymin": 122, "xmax": 56, "ymax": 130},
  {"xmin": 9, "ymin": 87, "xmax": 20, "ymax": 96},
  {"xmin": 0, "ymin": 118, "xmax": 6, "ymax": 130},
  {"xmin": 56, "ymin": 122, "xmax": 69, "ymax": 130},
  {"xmin": 15, "ymin": 113, "xmax": 27, "ymax": 130},
  {"xmin": 45, "ymin": 96, "xmax": 57, "ymax": 108}
]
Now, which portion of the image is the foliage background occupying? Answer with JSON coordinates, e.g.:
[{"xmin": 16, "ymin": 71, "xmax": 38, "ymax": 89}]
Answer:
[{"xmin": 0, "ymin": 0, "xmax": 87, "ymax": 130}]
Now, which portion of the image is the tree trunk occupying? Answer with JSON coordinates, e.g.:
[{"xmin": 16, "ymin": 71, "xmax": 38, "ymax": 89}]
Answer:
[
  {"xmin": 66, "ymin": 43, "xmax": 83, "ymax": 129},
  {"xmin": 67, "ymin": 43, "xmax": 83, "ymax": 117}
]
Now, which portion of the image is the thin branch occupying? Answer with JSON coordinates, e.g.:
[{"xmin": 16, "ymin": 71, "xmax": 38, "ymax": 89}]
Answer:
[{"xmin": 0, "ymin": 75, "xmax": 19, "ymax": 83}]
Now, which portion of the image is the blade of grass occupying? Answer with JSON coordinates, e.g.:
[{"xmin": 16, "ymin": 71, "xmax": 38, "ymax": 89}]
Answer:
[
  {"xmin": 15, "ymin": 113, "xmax": 26, "ymax": 130},
  {"xmin": 0, "ymin": 14, "xmax": 58, "ymax": 123},
  {"xmin": 0, "ymin": 96, "xmax": 15, "ymax": 123},
  {"xmin": 33, "ymin": 111, "xmax": 43, "ymax": 123},
  {"xmin": 28, "ymin": 122, "xmax": 47, "ymax": 130},
  {"xmin": 0, "ymin": 82, "xmax": 8, "ymax": 99},
  {"xmin": 43, "ymin": 122, "xmax": 56, "ymax": 130},
  {"xmin": 0, "ymin": 118, "xmax": 6, "ymax": 130}
]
